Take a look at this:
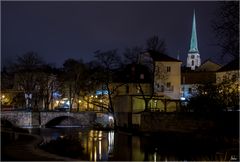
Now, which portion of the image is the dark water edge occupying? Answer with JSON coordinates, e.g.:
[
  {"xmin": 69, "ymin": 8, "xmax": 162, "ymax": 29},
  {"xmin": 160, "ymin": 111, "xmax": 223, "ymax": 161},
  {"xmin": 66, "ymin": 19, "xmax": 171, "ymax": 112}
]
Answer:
[
  {"xmin": 1, "ymin": 121, "xmax": 239, "ymax": 161},
  {"xmin": 34, "ymin": 127, "xmax": 239, "ymax": 161}
]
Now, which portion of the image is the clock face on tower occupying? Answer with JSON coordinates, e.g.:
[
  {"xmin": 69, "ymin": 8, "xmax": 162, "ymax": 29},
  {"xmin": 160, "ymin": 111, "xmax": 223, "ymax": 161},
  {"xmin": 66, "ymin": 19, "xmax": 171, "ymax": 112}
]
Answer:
[{"xmin": 191, "ymin": 55, "xmax": 195, "ymax": 59}]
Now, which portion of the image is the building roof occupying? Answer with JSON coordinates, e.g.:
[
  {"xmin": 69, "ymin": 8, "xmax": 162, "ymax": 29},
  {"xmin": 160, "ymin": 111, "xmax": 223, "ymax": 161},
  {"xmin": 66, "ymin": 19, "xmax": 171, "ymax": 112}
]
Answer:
[
  {"xmin": 217, "ymin": 59, "xmax": 239, "ymax": 72},
  {"xmin": 147, "ymin": 50, "xmax": 182, "ymax": 62},
  {"xmin": 196, "ymin": 59, "xmax": 222, "ymax": 72},
  {"xmin": 113, "ymin": 63, "xmax": 151, "ymax": 83},
  {"xmin": 181, "ymin": 71, "xmax": 216, "ymax": 84}
]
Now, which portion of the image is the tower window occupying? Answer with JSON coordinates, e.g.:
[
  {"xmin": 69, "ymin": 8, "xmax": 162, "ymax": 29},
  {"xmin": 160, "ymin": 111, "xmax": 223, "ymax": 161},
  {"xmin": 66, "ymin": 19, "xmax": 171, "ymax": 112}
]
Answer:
[
  {"xmin": 191, "ymin": 55, "xmax": 195, "ymax": 59},
  {"xmin": 192, "ymin": 60, "xmax": 194, "ymax": 66}
]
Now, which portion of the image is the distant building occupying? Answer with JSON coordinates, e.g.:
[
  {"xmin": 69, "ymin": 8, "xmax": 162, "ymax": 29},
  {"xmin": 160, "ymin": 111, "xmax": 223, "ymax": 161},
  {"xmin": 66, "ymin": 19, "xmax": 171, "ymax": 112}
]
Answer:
[
  {"xmin": 196, "ymin": 59, "xmax": 221, "ymax": 72},
  {"xmin": 216, "ymin": 59, "xmax": 239, "ymax": 84},
  {"xmin": 216, "ymin": 59, "xmax": 239, "ymax": 110},
  {"xmin": 181, "ymin": 59, "xmax": 222, "ymax": 100}
]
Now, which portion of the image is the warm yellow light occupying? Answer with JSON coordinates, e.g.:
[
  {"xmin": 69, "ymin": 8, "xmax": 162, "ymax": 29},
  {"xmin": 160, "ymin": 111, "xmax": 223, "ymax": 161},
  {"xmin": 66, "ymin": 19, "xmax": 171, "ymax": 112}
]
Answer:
[
  {"xmin": 91, "ymin": 95, "xmax": 93, "ymax": 98},
  {"xmin": 95, "ymin": 95, "xmax": 98, "ymax": 98},
  {"xmin": 2, "ymin": 95, "xmax": 5, "ymax": 99},
  {"xmin": 56, "ymin": 100, "xmax": 59, "ymax": 104},
  {"xmin": 99, "ymin": 99, "xmax": 103, "ymax": 103},
  {"xmin": 79, "ymin": 100, "xmax": 82, "ymax": 103}
]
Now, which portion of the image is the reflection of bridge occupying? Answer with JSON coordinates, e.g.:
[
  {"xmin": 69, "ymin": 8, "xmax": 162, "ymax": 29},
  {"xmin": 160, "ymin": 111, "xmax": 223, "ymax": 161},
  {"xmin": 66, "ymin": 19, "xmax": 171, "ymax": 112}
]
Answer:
[{"xmin": 1, "ymin": 111, "xmax": 111, "ymax": 128}]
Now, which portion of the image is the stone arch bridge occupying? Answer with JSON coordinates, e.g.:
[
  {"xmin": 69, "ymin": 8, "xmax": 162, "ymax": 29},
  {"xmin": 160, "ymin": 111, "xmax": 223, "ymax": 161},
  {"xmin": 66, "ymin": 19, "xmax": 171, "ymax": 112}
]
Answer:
[{"xmin": 1, "ymin": 111, "xmax": 111, "ymax": 128}]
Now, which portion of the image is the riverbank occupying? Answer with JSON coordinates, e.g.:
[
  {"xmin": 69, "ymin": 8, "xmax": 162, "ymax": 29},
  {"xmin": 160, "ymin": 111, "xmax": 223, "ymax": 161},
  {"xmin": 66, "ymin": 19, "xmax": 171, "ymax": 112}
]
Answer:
[{"xmin": 1, "ymin": 130, "xmax": 77, "ymax": 161}]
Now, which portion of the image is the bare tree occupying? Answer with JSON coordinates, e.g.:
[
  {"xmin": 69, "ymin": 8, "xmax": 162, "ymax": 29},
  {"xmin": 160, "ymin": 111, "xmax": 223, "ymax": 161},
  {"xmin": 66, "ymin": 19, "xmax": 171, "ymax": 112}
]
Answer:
[
  {"xmin": 146, "ymin": 35, "xmax": 167, "ymax": 54},
  {"xmin": 136, "ymin": 36, "xmax": 169, "ymax": 111},
  {"xmin": 61, "ymin": 58, "xmax": 86, "ymax": 111},
  {"xmin": 212, "ymin": 1, "xmax": 239, "ymax": 59},
  {"xmin": 94, "ymin": 49, "xmax": 123, "ymax": 127},
  {"xmin": 13, "ymin": 52, "xmax": 44, "ymax": 109},
  {"xmin": 123, "ymin": 46, "xmax": 143, "ymax": 64}
]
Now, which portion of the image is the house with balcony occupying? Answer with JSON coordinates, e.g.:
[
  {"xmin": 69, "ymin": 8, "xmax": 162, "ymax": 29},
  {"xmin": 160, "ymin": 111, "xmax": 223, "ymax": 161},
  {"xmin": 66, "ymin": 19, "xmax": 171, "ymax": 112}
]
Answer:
[{"xmin": 112, "ymin": 51, "xmax": 182, "ymax": 128}]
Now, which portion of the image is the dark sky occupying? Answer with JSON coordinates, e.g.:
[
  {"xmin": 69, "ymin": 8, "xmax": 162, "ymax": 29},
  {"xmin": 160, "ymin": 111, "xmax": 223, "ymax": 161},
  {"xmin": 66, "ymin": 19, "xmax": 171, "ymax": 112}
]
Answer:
[{"xmin": 2, "ymin": 1, "xmax": 226, "ymax": 67}]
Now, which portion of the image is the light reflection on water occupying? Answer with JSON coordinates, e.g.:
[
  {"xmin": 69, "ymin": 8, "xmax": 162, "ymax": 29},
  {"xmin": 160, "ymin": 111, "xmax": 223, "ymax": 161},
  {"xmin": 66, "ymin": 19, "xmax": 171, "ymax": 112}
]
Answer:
[{"xmin": 29, "ymin": 127, "xmax": 230, "ymax": 161}]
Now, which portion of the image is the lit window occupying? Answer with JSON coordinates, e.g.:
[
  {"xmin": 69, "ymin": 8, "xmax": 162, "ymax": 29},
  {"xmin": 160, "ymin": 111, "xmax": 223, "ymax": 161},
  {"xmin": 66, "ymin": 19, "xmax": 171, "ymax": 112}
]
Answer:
[{"xmin": 136, "ymin": 86, "xmax": 140, "ymax": 93}]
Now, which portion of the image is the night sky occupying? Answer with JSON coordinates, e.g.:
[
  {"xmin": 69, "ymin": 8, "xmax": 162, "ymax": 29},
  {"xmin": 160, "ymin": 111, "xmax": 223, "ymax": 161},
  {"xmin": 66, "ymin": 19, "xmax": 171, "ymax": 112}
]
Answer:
[{"xmin": 2, "ymin": 1, "xmax": 226, "ymax": 67}]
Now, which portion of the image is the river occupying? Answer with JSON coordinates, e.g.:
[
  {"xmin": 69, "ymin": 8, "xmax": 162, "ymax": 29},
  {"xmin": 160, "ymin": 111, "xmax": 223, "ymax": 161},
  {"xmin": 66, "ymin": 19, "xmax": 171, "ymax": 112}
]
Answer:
[{"xmin": 26, "ymin": 126, "xmax": 234, "ymax": 161}]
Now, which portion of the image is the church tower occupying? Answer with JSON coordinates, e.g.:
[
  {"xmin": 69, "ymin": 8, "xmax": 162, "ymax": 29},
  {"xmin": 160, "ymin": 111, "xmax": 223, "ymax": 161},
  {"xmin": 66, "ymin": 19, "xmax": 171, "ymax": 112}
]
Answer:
[{"xmin": 187, "ymin": 10, "xmax": 201, "ymax": 70}]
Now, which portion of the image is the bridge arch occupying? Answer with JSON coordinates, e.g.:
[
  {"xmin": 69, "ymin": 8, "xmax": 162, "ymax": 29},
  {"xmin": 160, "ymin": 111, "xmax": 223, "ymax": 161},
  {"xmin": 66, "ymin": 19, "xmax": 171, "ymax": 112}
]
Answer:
[
  {"xmin": 40, "ymin": 112, "xmax": 94, "ymax": 127},
  {"xmin": 1, "ymin": 118, "xmax": 16, "ymax": 128},
  {"xmin": 45, "ymin": 116, "xmax": 82, "ymax": 127}
]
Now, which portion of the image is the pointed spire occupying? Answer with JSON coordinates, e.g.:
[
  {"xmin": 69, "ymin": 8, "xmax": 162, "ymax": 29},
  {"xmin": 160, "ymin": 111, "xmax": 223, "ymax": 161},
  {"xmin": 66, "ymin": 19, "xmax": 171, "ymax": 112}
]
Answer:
[{"xmin": 189, "ymin": 10, "xmax": 198, "ymax": 53}]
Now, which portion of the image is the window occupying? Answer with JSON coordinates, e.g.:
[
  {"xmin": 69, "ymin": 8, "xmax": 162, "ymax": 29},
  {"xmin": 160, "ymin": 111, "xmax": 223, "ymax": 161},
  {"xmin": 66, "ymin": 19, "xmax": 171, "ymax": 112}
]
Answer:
[
  {"xmin": 189, "ymin": 88, "xmax": 192, "ymax": 93},
  {"xmin": 192, "ymin": 60, "xmax": 194, "ymax": 66},
  {"xmin": 167, "ymin": 66, "xmax": 171, "ymax": 72},
  {"xmin": 191, "ymin": 55, "xmax": 195, "ymax": 59},
  {"xmin": 181, "ymin": 87, "xmax": 184, "ymax": 91},
  {"xmin": 126, "ymin": 85, "xmax": 129, "ymax": 94},
  {"xmin": 161, "ymin": 85, "xmax": 164, "ymax": 92},
  {"xmin": 140, "ymin": 74, "xmax": 144, "ymax": 79},
  {"xmin": 136, "ymin": 86, "xmax": 140, "ymax": 93},
  {"xmin": 167, "ymin": 82, "xmax": 171, "ymax": 88}
]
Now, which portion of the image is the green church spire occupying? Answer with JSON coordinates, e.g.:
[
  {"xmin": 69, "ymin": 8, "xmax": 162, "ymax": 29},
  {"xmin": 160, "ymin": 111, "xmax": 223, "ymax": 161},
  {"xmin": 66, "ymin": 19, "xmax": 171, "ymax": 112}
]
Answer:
[{"xmin": 189, "ymin": 10, "xmax": 198, "ymax": 53}]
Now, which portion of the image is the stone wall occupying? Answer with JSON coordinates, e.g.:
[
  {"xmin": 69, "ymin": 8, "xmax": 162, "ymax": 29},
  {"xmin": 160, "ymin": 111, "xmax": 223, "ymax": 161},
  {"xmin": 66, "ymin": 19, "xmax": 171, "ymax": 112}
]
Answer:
[
  {"xmin": 140, "ymin": 112, "xmax": 239, "ymax": 134},
  {"xmin": 1, "ymin": 111, "xmax": 32, "ymax": 127},
  {"xmin": 1, "ymin": 111, "xmax": 99, "ymax": 128}
]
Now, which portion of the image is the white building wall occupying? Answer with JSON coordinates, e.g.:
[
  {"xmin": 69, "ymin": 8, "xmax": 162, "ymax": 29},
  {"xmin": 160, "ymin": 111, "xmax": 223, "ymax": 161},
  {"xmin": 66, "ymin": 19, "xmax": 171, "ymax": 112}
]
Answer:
[{"xmin": 154, "ymin": 61, "xmax": 181, "ymax": 99}]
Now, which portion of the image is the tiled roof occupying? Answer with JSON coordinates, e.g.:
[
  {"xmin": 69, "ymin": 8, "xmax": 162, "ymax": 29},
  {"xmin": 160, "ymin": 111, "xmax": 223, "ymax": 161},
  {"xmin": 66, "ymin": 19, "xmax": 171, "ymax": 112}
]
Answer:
[{"xmin": 147, "ymin": 50, "xmax": 181, "ymax": 62}]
